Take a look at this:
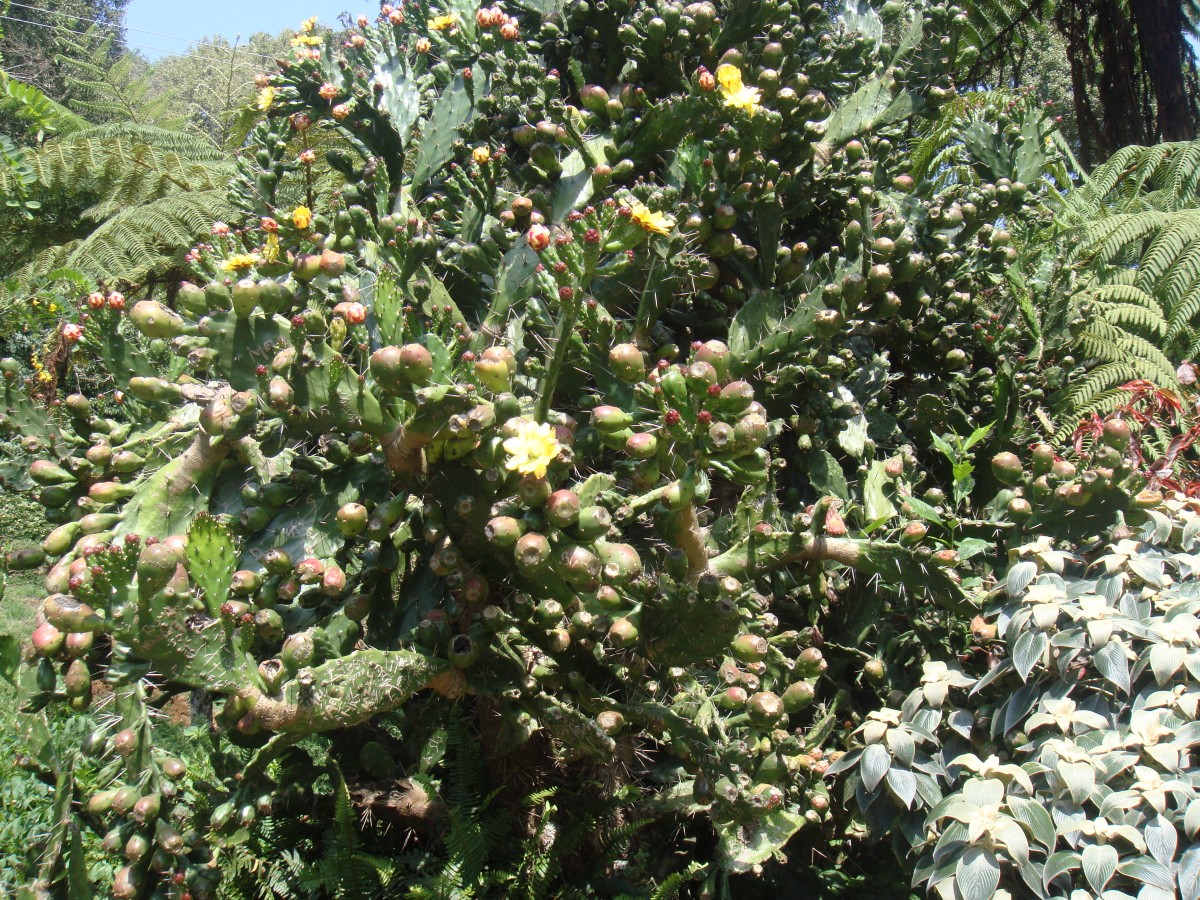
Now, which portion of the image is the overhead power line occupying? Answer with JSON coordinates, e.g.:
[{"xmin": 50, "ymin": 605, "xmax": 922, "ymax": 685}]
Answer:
[{"xmin": 0, "ymin": 8, "xmax": 284, "ymax": 66}]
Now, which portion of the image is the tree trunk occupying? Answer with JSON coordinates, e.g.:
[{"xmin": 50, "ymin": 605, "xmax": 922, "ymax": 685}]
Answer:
[{"xmin": 1129, "ymin": 0, "xmax": 1198, "ymax": 140}]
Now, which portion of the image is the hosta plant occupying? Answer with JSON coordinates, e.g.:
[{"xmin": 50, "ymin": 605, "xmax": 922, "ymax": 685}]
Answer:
[
  {"xmin": 0, "ymin": 0, "xmax": 1139, "ymax": 896},
  {"xmin": 831, "ymin": 488, "xmax": 1200, "ymax": 899}
]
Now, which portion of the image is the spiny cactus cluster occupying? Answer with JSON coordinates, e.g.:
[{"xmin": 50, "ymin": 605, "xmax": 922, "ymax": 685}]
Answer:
[{"xmin": 0, "ymin": 0, "xmax": 1150, "ymax": 895}]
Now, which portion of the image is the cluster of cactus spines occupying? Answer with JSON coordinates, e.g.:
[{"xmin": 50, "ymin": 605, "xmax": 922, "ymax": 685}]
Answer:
[{"xmin": 0, "ymin": 0, "xmax": 1144, "ymax": 893}]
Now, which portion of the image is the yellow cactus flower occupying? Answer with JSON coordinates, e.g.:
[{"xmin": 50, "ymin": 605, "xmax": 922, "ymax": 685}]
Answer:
[
  {"xmin": 292, "ymin": 206, "xmax": 313, "ymax": 229},
  {"xmin": 472, "ymin": 145, "xmax": 492, "ymax": 164},
  {"xmin": 503, "ymin": 420, "xmax": 562, "ymax": 479},
  {"xmin": 261, "ymin": 233, "xmax": 280, "ymax": 263},
  {"xmin": 716, "ymin": 64, "xmax": 762, "ymax": 115},
  {"xmin": 291, "ymin": 33, "xmax": 323, "ymax": 47},
  {"xmin": 223, "ymin": 253, "xmax": 260, "ymax": 272},
  {"xmin": 428, "ymin": 12, "xmax": 460, "ymax": 31},
  {"xmin": 628, "ymin": 198, "xmax": 674, "ymax": 235},
  {"xmin": 300, "ymin": 15, "xmax": 318, "ymax": 33},
  {"xmin": 256, "ymin": 85, "xmax": 275, "ymax": 111}
]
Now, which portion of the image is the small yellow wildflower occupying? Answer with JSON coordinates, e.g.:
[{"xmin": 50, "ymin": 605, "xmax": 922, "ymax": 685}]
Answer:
[
  {"xmin": 48, "ymin": 303, "xmax": 58, "ymax": 313},
  {"xmin": 37, "ymin": 371, "xmax": 51, "ymax": 383},
  {"xmin": 300, "ymin": 15, "xmax": 318, "ymax": 33},
  {"xmin": 503, "ymin": 420, "xmax": 562, "ymax": 479},
  {"xmin": 628, "ymin": 198, "xmax": 674, "ymax": 235},
  {"xmin": 223, "ymin": 253, "xmax": 260, "ymax": 272},
  {"xmin": 428, "ymin": 12, "xmax": 460, "ymax": 31},
  {"xmin": 292, "ymin": 206, "xmax": 313, "ymax": 229},
  {"xmin": 715, "ymin": 64, "xmax": 762, "ymax": 115},
  {"xmin": 257, "ymin": 85, "xmax": 275, "ymax": 111},
  {"xmin": 261, "ymin": 233, "xmax": 280, "ymax": 263}
]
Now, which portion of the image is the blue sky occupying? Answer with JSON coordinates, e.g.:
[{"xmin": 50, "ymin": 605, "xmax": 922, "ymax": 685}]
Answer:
[{"xmin": 124, "ymin": 0, "xmax": 364, "ymax": 59}]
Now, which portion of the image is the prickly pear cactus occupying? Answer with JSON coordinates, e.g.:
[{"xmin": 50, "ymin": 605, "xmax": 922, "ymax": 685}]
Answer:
[{"xmin": 0, "ymin": 1, "xmax": 1137, "ymax": 895}]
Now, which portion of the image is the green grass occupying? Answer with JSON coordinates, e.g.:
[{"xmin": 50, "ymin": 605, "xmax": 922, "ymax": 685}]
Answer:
[{"xmin": 0, "ymin": 569, "xmax": 42, "ymax": 735}]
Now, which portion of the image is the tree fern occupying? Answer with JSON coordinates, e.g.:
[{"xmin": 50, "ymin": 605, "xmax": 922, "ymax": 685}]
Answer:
[
  {"xmin": 0, "ymin": 123, "xmax": 234, "ymax": 295},
  {"xmin": 1048, "ymin": 141, "xmax": 1200, "ymax": 426}
]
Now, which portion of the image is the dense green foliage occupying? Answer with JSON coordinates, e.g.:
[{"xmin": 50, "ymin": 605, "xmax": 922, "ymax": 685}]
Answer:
[{"xmin": 0, "ymin": 1, "xmax": 1199, "ymax": 899}]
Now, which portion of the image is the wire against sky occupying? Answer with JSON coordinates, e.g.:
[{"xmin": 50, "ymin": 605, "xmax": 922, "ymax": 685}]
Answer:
[
  {"xmin": 5, "ymin": 0, "xmax": 280, "ymax": 58},
  {"xmin": 0, "ymin": 12, "xmax": 284, "ymax": 67}
]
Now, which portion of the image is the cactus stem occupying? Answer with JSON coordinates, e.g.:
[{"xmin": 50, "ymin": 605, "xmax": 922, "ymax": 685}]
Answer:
[
  {"xmin": 669, "ymin": 503, "xmax": 710, "ymax": 585},
  {"xmin": 383, "ymin": 422, "xmax": 432, "ymax": 475},
  {"xmin": 535, "ymin": 293, "xmax": 581, "ymax": 423}
]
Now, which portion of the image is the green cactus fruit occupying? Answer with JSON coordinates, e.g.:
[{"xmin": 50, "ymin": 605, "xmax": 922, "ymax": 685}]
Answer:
[
  {"xmin": 571, "ymin": 508, "xmax": 609, "ymax": 542},
  {"xmin": 607, "ymin": 616, "xmax": 639, "ymax": 648},
  {"xmin": 86, "ymin": 789, "xmax": 117, "ymax": 815},
  {"xmin": 484, "ymin": 516, "xmax": 523, "ymax": 548},
  {"xmin": 863, "ymin": 658, "xmax": 886, "ymax": 681},
  {"xmin": 596, "ymin": 710, "xmax": 624, "ymax": 735},
  {"xmin": 557, "ymin": 544, "xmax": 602, "ymax": 585},
  {"xmin": 695, "ymin": 340, "xmax": 731, "ymax": 380},
  {"xmin": 797, "ymin": 646, "xmax": 827, "ymax": 676},
  {"xmin": 596, "ymin": 541, "xmax": 642, "ymax": 583},
  {"xmin": 32, "ymin": 622, "xmax": 64, "ymax": 657},
  {"xmin": 161, "ymin": 757, "xmax": 187, "ymax": 780},
  {"xmin": 177, "ymin": 282, "xmax": 207, "ymax": 316},
  {"xmin": 449, "ymin": 633, "xmax": 483, "ymax": 668},
  {"xmin": 64, "ymin": 658, "xmax": 91, "ymax": 698},
  {"xmin": 230, "ymin": 569, "xmax": 261, "ymax": 596},
  {"xmin": 713, "ymin": 381, "xmax": 753, "ymax": 416},
  {"xmin": 580, "ymin": 83, "xmax": 609, "ymax": 112},
  {"xmin": 137, "ymin": 542, "xmax": 180, "ymax": 598},
  {"xmin": 685, "ymin": 361, "xmax": 719, "ymax": 394},
  {"xmin": 65, "ymin": 631, "xmax": 94, "ymax": 658},
  {"xmin": 1102, "ymin": 418, "xmax": 1132, "ymax": 451},
  {"xmin": 255, "ymin": 608, "xmax": 284, "ymax": 642},
  {"xmin": 899, "ymin": 521, "xmax": 927, "ymax": 546},
  {"xmin": 591, "ymin": 405, "xmax": 633, "ymax": 433},
  {"xmin": 625, "ymin": 432, "xmax": 658, "ymax": 459},
  {"xmin": 781, "ymin": 680, "xmax": 816, "ymax": 712},
  {"xmin": 282, "ymin": 631, "xmax": 316, "ymax": 672},
  {"xmin": 731, "ymin": 633, "xmax": 769, "ymax": 663},
  {"xmin": 608, "ymin": 343, "xmax": 646, "ymax": 382},
  {"xmin": 29, "ymin": 459, "xmax": 74, "ymax": 486},
  {"xmin": 155, "ymin": 820, "xmax": 185, "ymax": 855},
  {"xmin": 474, "ymin": 357, "xmax": 512, "ymax": 393},
  {"xmin": 336, "ymin": 502, "xmax": 369, "ymax": 537},
  {"xmin": 129, "ymin": 300, "xmax": 186, "ymax": 338},
  {"xmin": 79, "ymin": 512, "xmax": 121, "ymax": 534},
  {"xmin": 232, "ymin": 277, "xmax": 260, "ymax": 318},
  {"xmin": 748, "ymin": 691, "xmax": 784, "ymax": 726},
  {"xmin": 112, "ymin": 450, "xmax": 144, "ymax": 474},
  {"xmin": 734, "ymin": 413, "xmax": 769, "ymax": 452},
  {"xmin": 293, "ymin": 253, "xmax": 322, "ymax": 282},
  {"xmin": 319, "ymin": 248, "xmax": 347, "ymax": 277},
  {"xmin": 112, "ymin": 866, "xmax": 146, "ymax": 900},
  {"xmin": 131, "ymin": 793, "xmax": 161, "ymax": 824},
  {"xmin": 534, "ymin": 598, "xmax": 564, "ymax": 627},
  {"xmin": 112, "ymin": 784, "xmax": 141, "ymax": 816},
  {"xmin": 990, "ymin": 452, "xmax": 1023, "ymax": 486},
  {"xmin": 124, "ymin": 833, "xmax": 151, "ymax": 862},
  {"xmin": 546, "ymin": 490, "xmax": 581, "ymax": 528},
  {"xmin": 42, "ymin": 522, "xmax": 80, "ymax": 555},
  {"xmin": 717, "ymin": 686, "xmax": 748, "ymax": 710}
]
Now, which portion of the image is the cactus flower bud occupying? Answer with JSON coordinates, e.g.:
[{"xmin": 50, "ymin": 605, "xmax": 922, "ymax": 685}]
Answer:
[{"xmin": 526, "ymin": 223, "xmax": 551, "ymax": 251}]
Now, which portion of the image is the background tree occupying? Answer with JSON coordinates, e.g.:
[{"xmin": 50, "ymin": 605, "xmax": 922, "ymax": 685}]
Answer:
[
  {"xmin": 0, "ymin": 0, "xmax": 129, "ymax": 105},
  {"xmin": 962, "ymin": 0, "xmax": 1200, "ymax": 165}
]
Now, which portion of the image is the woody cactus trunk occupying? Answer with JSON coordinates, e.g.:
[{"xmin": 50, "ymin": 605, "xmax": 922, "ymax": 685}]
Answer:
[{"xmin": 0, "ymin": 0, "xmax": 1131, "ymax": 895}]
